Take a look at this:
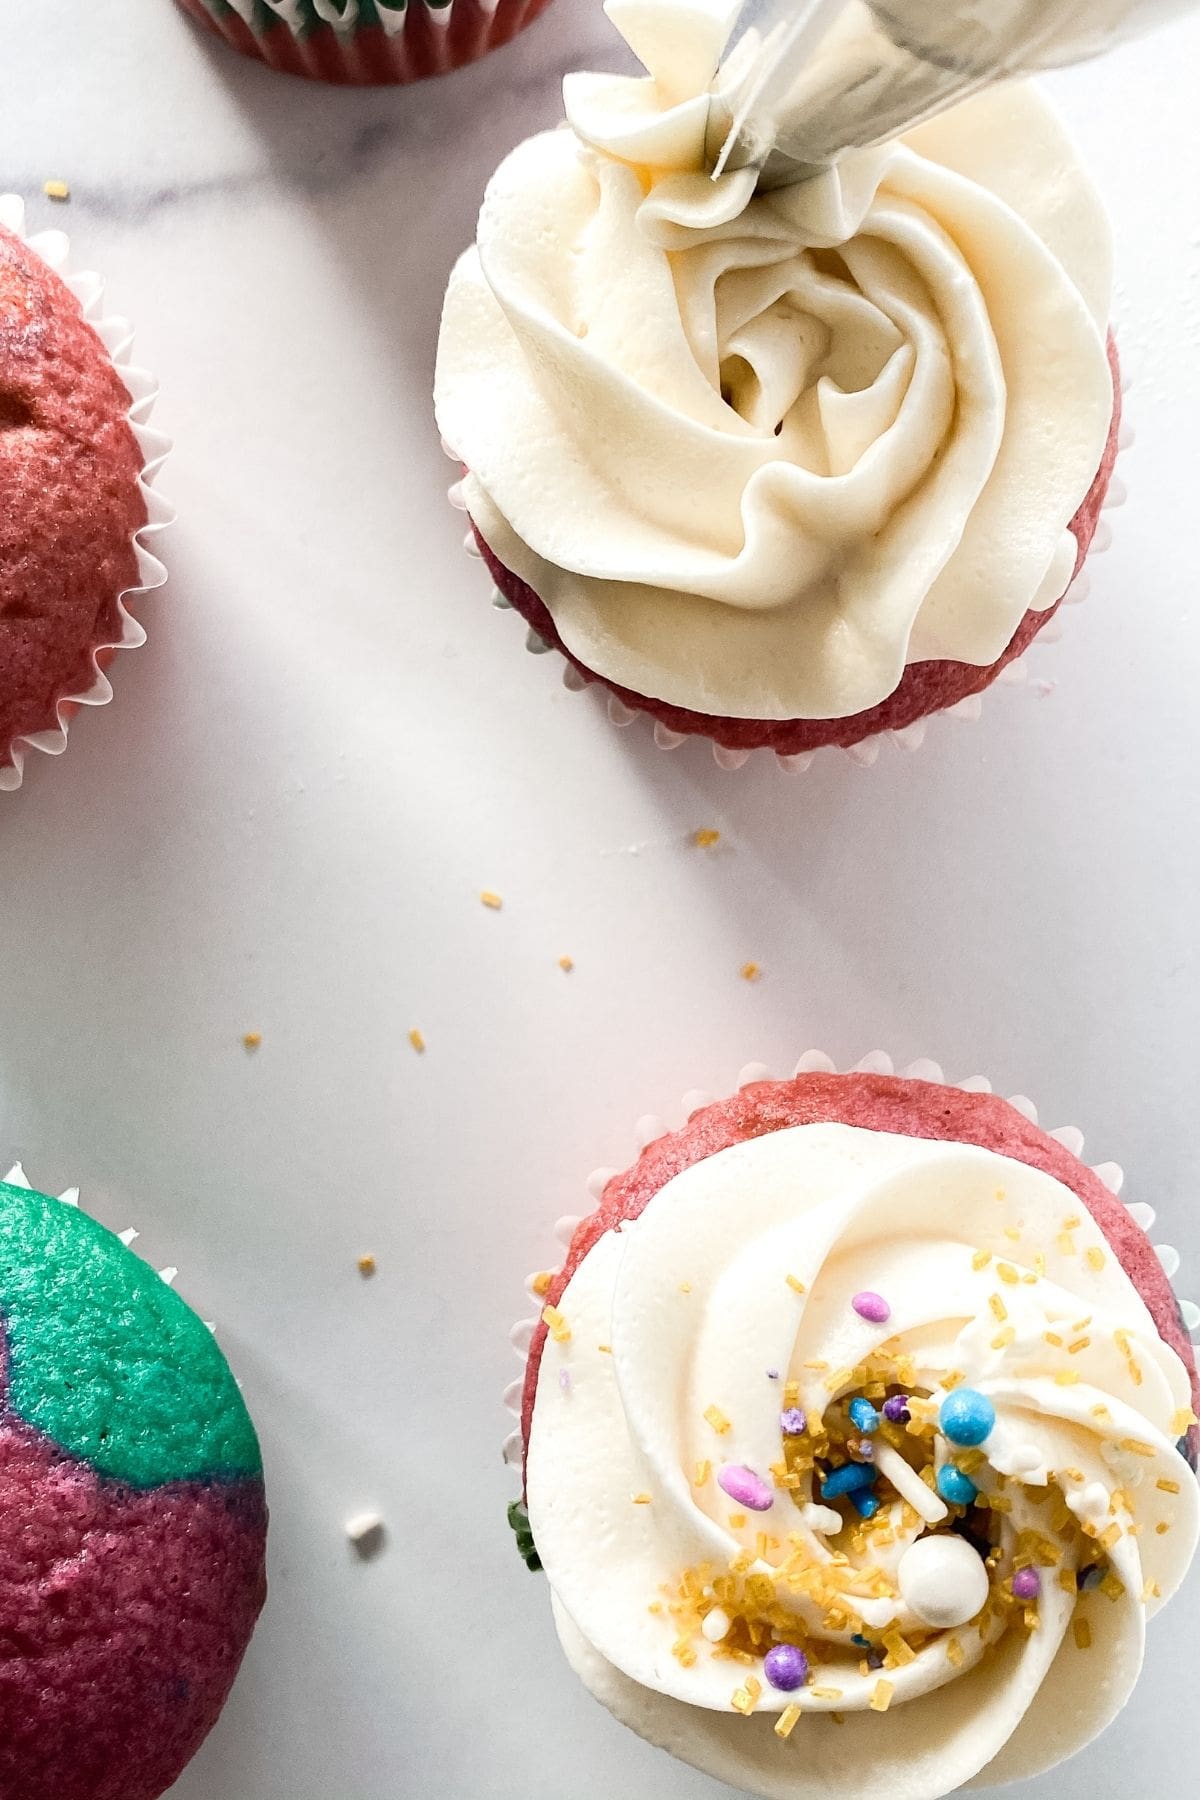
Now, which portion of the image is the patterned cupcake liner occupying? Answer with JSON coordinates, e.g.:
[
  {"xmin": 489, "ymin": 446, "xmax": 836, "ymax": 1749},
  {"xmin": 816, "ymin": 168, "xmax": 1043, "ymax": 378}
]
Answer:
[
  {"xmin": 175, "ymin": 0, "xmax": 556, "ymax": 85},
  {"xmin": 0, "ymin": 196, "xmax": 172, "ymax": 795},
  {"xmin": 446, "ymin": 399, "xmax": 1131, "ymax": 776},
  {"xmin": 504, "ymin": 1046, "xmax": 1199, "ymax": 1470}
]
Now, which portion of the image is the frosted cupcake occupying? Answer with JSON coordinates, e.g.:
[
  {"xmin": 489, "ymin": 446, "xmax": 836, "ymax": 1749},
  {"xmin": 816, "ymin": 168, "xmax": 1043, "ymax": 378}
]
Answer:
[
  {"xmin": 0, "ymin": 1164, "xmax": 267, "ymax": 1800},
  {"xmin": 175, "ymin": 0, "xmax": 557, "ymax": 84},
  {"xmin": 436, "ymin": 1, "xmax": 1120, "ymax": 764},
  {"xmin": 509, "ymin": 1063, "xmax": 1198, "ymax": 1799}
]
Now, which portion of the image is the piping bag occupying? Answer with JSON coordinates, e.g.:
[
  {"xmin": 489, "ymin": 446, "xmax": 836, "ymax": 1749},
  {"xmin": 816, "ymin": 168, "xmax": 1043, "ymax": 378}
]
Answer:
[{"xmin": 708, "ymin": 0, "xmax": 1198, "ymax": 186}]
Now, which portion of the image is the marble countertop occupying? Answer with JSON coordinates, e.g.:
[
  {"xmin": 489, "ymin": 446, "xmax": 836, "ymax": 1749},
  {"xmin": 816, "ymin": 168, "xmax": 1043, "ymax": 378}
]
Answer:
[{"xmin": 2, "ymin": 2, "xmax": 1200, "ymax": 1796}]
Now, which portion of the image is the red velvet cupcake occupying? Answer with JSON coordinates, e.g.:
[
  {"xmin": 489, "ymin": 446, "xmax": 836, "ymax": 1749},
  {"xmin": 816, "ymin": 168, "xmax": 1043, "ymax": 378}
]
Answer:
[
  {"xmin": 506, "ymin": 1054, "xmax": 1199, "ymax": 1800},
  {"xmin": 0, "ymin": 196, "xmax": 169, "ymax": 792},
  {"xmin": 175, "ymin": 0, "xmax": 557, "ymax": 85},
  {"xmin": 0, "ymin": 1161, "xmax": 266, "ymax": 1800},
  {"xmin": 437, "ymin": 5, "xmax": 1122, "ymax": 770}
]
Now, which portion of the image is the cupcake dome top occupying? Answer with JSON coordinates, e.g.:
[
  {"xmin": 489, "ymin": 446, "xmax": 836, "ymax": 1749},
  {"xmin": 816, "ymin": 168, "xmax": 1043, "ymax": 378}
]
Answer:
[
  {"xmin": 0, "ymin": 1174, "xmax": 267, "ymax": 1800},
  {"xmin": 0, "ymin": 222, "xmax": 148, "ymax": 770}
]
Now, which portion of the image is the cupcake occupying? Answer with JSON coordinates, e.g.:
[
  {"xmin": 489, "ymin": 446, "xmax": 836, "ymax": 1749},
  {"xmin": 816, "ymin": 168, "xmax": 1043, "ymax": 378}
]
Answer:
[
  {"xmin": 508, "ymin": 1058, "xmax": 1199, "ymax": 1800},
  {"xmin": 0, "ymin": 196, "xmax": 169, "ymax": 793},
  {"xmin": 436, "ymin": 1, "xmax": 1120, "ymax": 767},
  {"xmin": 0, "ymin": 1163, "xmax": 267, "ymax": 1800},
  {"xmin": 174, "ymin": 0, "xmax": 557, "ymax": 85}
]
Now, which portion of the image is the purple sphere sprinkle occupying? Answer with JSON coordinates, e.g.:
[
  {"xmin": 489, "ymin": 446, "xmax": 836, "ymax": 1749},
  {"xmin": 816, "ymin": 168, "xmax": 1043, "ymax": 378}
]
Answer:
[
  {"xmin": 882, "ymin": 1394, "xmax": 910, "ymax": 1423},
  {"xmin": 766, "ymin": 1368, "xmax": 780, "ymax": 1380},
  {"xmin": 780, "ymin": 1407, "xmax": 807, "ymax": 1436},
  {"xmin": 852, "ymin": 1291, "xmax": 891, "ymax": 1324},
  {"xmin": 1012, "ymin": 1567, "xmax": 1041, "ymax": 1601},
  {"xmin": 717, "ymin": 1463, "xmax": 775, "ymax": 1512},
  {"xmin": 763, "ymin": 1644, "xmax": 809, "ymax": 1692}
]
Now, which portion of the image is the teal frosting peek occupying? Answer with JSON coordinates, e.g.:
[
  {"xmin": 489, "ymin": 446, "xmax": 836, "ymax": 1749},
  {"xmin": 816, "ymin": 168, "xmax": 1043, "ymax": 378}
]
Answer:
[{"xmin": 0, "ymin": 1180, "xmax": 262, "ymax": 1489}]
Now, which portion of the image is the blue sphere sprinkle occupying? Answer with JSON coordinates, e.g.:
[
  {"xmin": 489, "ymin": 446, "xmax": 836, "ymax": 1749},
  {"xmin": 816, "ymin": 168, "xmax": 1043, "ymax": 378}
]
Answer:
[
  {"xmin": 848, "ymin": 1397, "xmax": 880, "ymax": 1434},
  {"xmin": 937, "ymin": 1465, "xmax": 979, "ymax": 1507},
  {"xmin": 851, "ymin": 1633, "xmax": 871, "ymax": 1649},
  {"xmin": 821, "ymin": 1461, "xmax": 876, "ymax": 1500},
  {"xmin": 852, "ymin": 1491, "xmax": 880, "ymax": 1519},
  {"xmin": 938, "ymin": 1388, "xmax": 996, "ymax": 1447}
]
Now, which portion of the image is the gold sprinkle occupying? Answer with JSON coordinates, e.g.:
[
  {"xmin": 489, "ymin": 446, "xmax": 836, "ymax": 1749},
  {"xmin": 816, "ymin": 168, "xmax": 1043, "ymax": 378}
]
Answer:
[
  {"xmin": 705, "ymin": 1405, "xmax": 732, "ymax": 1435},
  {"xmin": 1143, "ymin": 1578, "xmax": 1162, "ymax": 1602},
  {"xmin": 728, "ymin": 1513, "xmax": 747, "ymax": 1530},
  {"xmin": 1157, "ymin": 1478, "xmax": 1182, "ymax": 1495},
  {"xmin": 1044, "ymin": 1332, "xmax": 1064, "ymax": 1348},
  {"xmin": 945, "ymin": 1636, "xmax": 965, "ymax": 1667},
  {"xmin": 1114, "ymin": 1330, "xmax": 1144, "ymax": 1387},
  {"xmin": 1032, "ymin": 1252, "xmax": 1046, "ymax": 1279},
  {"xmin": 972, "ymin": 1249, "xmax": 993, "ymax": 1271},
  {"xmin": 241, "ymin": 1031, "xmax": 262, "ymax": 1051},
  {"xmin": 870, "ymin": 1680, "xmax": 894, "ymax": 1713},
  {"xmin": 1092, "ymin": 1403, "xmax": 1113, "ymax": 1422},
  {"xmin": 740, "ymin": 962, "xmax": 762, "ymax": 982},
  {"xmin": 1171, "ymin": 1409, "xmax": 1198, "ymax": 1435},
  {"xmin": 991, "ymin": 1326, "xmax": 1016, "ymax": 1350},
  {"xmin": 829, "ymin": 1712, "xmax": 845, "ymax": 1727},
  {"xmin": 786, "ymin": 1274, "xmax": 807, "ymax": 1295},
  {"xmin": 996, "ymin": 1263, "xmax": 1020, "ymax": 1286},
  {"xmin": 1054, "ymin": 1370, "xmax": 1081, "ymax": 1386},
  {"xmin": 1069, "ymin": 1337, "xmax": 1091, "ymax": 1355},
  {"xmin": 597, "ymin": 1344, "xmax": 612, "ymax": 1355},
  {"xmin": 43, "ymin": 179, "xmax": 70, "ymax": 201},
  {"xmin": 1100, "ymin": 1572, "xmax": 1125, "ymax": 1601},
  {"xmin": 679, "ymin": 1281, "xmax": 692, "ymax": 1294},
  {"xmin": 632, "ymin": 1493, "xmax": 652, "ymax": 1505},
  {"xmin": 994, "ymin": 1188, "xmax": 1007, "ymax": 1203},
  {"xmin": 558, "ymin": 955, "xmax": 574, "ymax": 972},
  {"xmin": 541, "ymin": 1306, "xmax": 571, "ymax": 1344},
  {"xmin": 1084, "ymin": 1246, "xmax": 1106, "ymax": 1272},
  {"xmin": 692, "ymin": 828, "xmax": 721, "ymax": 848},
  {"xmin": 988, "ymin": 1294, "xmax": 1008, "ymax": 1323},
  {"xmin": 1156, "ymin": 1520, "xmax": 1172, "ymax": 1535},
  {"xmin": 1118, "ymin": 1439, "xmax": 1156, "ymax": 1458},
  {"xmin": 1099, "ymin": 1522, "xmax": 1123, "ymax": 1552},
  {"xmin": 1061, "ymin": 1467, "xmax": 1085, "ymax": 1483},
  {"xmin": 810, "ymin": 1687, "xmax": 843, "ymax": 1701},
  {"xmin": 480, "ymin": 889, "xmax": 503, "ymax": 909},
  {"xmin": 530, "ymin": 1271, "xmax": 554, "ymax": 1297},
  {"xmin": 731, "ymin": 1677, "xmax": 762, "ymax": 1716},
  {"xmin": 1058, "ymin": 1569, "xmax": 1078, "ymax": 1594},
  {"xmin": 694, "ymin": 1460, "xmax": 711, "ymax": 1488},
  {"xmin": 408, "ymin": 1028, "xmax": 426, "ymax": 1054},
  {"xmin": 775, "ymin": 1703, "xmax": 802, "ymax": 1739},
  {"xmin": 356, "ymin": 1254, "xmax": 376, "ymax": 1277},
  {"xmin": 1057, "ymin": 1232, "xmax": 1076, "ymax": 1256},
  {"xmin": 647, "ymin": 1602, "xmax": 663, "ymax": 1615},
  {"xmin": 1073, "ymin": 1617, "xmax": 1092, "ymax": 1650}
]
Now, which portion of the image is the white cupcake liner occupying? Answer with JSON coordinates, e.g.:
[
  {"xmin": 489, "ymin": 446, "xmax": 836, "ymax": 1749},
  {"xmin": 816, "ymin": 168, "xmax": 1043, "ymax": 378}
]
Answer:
[
  {"xmin": 448, "ymin": 393, "xmax": 1129, "ymax": 774},
  {"xmin": 504, "ymin": 1044, "xmax": 1197, "ymax": 1469},
  {"xmin": 0, "ymin": 194, "xmax": 172, "ymax": 794}
]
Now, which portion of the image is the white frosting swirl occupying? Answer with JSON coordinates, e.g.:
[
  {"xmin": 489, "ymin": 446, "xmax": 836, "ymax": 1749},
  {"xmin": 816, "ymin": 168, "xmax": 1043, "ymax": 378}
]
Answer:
[
  {"xmin": 527, "ymin": 1125, "xmax": 1198, "ymax": 1800},
  {"xmin": 434, "ymin": 0, "xmax": 1115, "ymax": 720}
]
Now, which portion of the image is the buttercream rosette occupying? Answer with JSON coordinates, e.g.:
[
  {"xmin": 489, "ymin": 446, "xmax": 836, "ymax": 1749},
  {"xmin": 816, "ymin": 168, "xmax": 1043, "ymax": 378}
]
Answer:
[
  {"xmin": 437, "ymin": 0, "xmax": 1121, "ymax": 762},
  {"xmin": 507, "ymin": 1061, "xmax": 1199, "ymax": 1800}
]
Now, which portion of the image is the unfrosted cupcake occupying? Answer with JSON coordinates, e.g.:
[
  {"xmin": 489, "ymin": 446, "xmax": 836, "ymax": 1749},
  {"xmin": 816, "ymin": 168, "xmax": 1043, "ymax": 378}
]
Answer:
[
  {"xmin": 175, "ymin": 0, "xmax": 557, "ymax": 84},
  {"xmin": 0, "ymin": 1163, "xmax": 267, "ymax": 1800},
  {"xmin": 508, "ymin": 1060, "xmax": 1198, "ymax": 1800},
  {"xmin": 0, "ymin": 196, "xmax": 168, "ymax": 792},
  {"xmin": 436, "ymin": 1, "xmax": 1120, "ymax": 766}
]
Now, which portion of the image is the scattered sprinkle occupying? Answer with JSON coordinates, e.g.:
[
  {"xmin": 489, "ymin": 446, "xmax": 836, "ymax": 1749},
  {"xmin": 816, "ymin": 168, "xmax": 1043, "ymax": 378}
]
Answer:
[
  {"xmin": 43, "ymin": 179, "xmax": 70, "ymax": 201},
  {"xmin": 1054, "ymin": 1370, "xmax": 1081, "ymax": 1386},
  {"xmin": 408, "ymin": 1028, "xmax": 426, "ymax": 1054},
  {"xmin": 480, "ymin": 890, "xmax": 503, "ymax": 909},
  {"xmin": 972, "ymin": 1249, "xmax": 993, "ymax": 1271},
  {"xmin": 870, "ymin": 1679, "xmax": 894, "ymax": 1713},
  {"xmin": 731, "ymin": 1676, "xmax": 763, "ymax": 1716},
  {"xmin": 988, "ymin": 1294, "xmax": 1008, "ymax": 1323},
  {"xmin": 1157, "ymin": 1478, "xmax": 1182, "ymax": 1495},
  {"xmin": 1073, "ymin": 1617, "xmax": 1092, "ymax": 1650},
  {"xmin": 991, "ymin": 1326, "xmax": 1015, "ymax": 1350},
  {"xmin": 1012, "ymin": 1567, "xmax": 1041, "ymax": 1601},
  {"xmin": 718, "ymin": 1464, "xmax": 776, "ymax": 1512},
  {"xmin": 632, "ymin": 1493, "xmax": 652, "ymax": 1505},
  {"xmin": 1142, "ymin": 1578, "xmax": 1162, "ymax": 1602},
  {"xmin": 345, "ymin": 1511, "xmax": 385, "ymax": 1556},
  {"xmin": 241, "ymin": 1031, "xmax": 262, "ymax": 1051},
  {"xmin": 530, "ymin": 1271, "xmax": 554, "ymax": 1297},
  {"xmin": 996, "ymin": 1262, "xmax": 1020, "ymax": 1286},
  {"xmin": 740, "ymin": 961, "xmax": 762, "ymax": 982},
  {"xmin": 728, "ymin": 1511, "xmax": 747, "ymax": 1529},
  {"xmin": 809, "ymin": 1686, "xmax": 843, "ymax": 1701},
  {"xmin": 558, "ymin": 955, "xmax": 574, "ymax": 972},
  {"xmin": 1155, "ymin": 1520, "xmax": 1172, "ymax": 1535},
  {"xmin": 1118, "ymin": 1438, "xmax": 1156, "ymax": 1458},
  {"xmin": 705, "ymin": 1404, "xmax": 732, "ymax": 1435},
  {"xmin": 597, "ymin": 1343, "xmax": 612, "ymax": 1354},
  {"xmin": 1171, "ymin": 1408, "xmax": 1197, "ymax": 1435},
  {"xmin": 692, "ymin": 828, "xmax": 721, "ymax": 848},
  {"xmin": 764, "ymin": 1644, "xmax": 809, "ymax": 1692},
  {"xmin": 357, "ymin": 1255, "xmax": 377, "ymax": 1277},
  {"xmin": 1085, "ymin": 1246, "xmax": 1106, "ymax": 1272},
  {"xmin": 786, "ymin": 1273, "xmax": 807, "ymax": 1294},
  {"xmin": 774, "ymin": 1703, "xmax": 802, "ymax": 1739},
  {"xmin": 780, "ymin": 1407, "xmax": 807, "ymax": 1436},
  {"xmin": 1057, "ymin": 1232, "xmax": 1077, "ymax": 1256},
  {"xmin": 679, "ymin": 1281, "xmax": 692, "ymax": 1294},
  {"xmin": 542, "ymin": 1305, "xmax": 571, "ymax": 1344},
  {"xmin": 1114, "ymin": 1329, "xmax": 1144, "ymax": 1387}
]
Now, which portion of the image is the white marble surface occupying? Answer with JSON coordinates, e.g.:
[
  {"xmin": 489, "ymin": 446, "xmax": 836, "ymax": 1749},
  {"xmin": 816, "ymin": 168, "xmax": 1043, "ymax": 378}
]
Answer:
[{"xmin": 2, "ymin": 1, "xmax": 1200, "ymax": 1796}]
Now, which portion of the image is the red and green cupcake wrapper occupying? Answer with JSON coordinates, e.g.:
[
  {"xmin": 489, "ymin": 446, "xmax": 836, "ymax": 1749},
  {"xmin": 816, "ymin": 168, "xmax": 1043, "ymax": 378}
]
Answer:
[
  {"xmin": 464, "ymin": 335, "xmax": 1122, "ymax": 771},
  {"xmin": 175, "ymin": 0, "xmax": 557, "ymax": 85},
  {"xmin": 507, "ymin": 1052, "xmax": 1200, "ymax": 1535}
]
